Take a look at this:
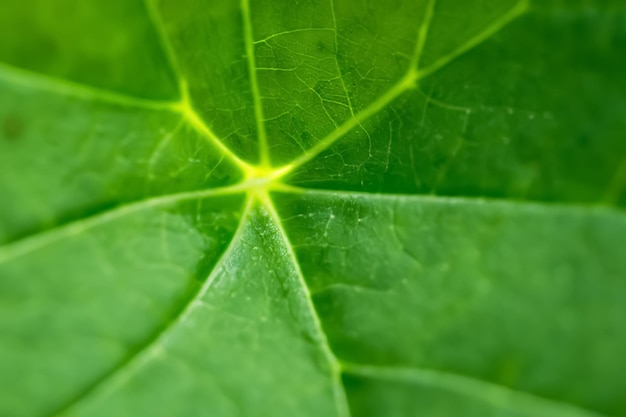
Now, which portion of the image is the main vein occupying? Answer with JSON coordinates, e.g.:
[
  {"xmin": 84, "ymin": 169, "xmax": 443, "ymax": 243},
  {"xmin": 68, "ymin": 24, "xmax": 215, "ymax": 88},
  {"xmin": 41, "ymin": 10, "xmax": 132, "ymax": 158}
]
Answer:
[
  {"xmin": 273, "ymin": 184, "xmax": 625, "ymax": 215},
  {"xmin": 241, "ymin": 0, "xmax": 271, "ymax": 167},
  {"xmin": 0, "ymin": 183, "xmax": 251, "ymax": 264},
  {"xmin": 411, "ymin": 0, "xmax": 437, "ymax": 70},
  {"xmin": 260, "ymin": 192, "xmax": 352, "ymax": 417},
  {"xmin": 0, "ymin": 62, "xmax": 178, "ymax": 110},
  {"xmin": 341, "ymin": 362, "xmax": 608, "ymax": 417},
  {"xmin": 44, "ymin": 198, "xmax": 254, "ymax": 417}
]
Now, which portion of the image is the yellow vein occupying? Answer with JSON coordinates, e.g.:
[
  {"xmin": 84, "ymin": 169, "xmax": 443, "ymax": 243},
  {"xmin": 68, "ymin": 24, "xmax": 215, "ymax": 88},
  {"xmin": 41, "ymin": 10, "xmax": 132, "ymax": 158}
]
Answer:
[
  {"xmin": 411, "ymin": 0, "xmax": 437, "ymax": 70},
  {"xmin": 46, "ymin": 198, "xmax": 254, "ymax": 417},
  {"xmin": 241, "ymin": 0, "xmax": 270, "ymax": 166},
  {"xmin": 177, "ymin": 81, "xmax": 253, "ymax": 172},
  {"xmin": 0, "ymin": 183, "xmax": 252, "ymax": 264},
  {"xmin": 283, "ymin": 71, "xmax": 417, "ymax": 173},
  {"xmin": 417, "ymin": 0, "xmax": 529, "ymax": 80},
  {"xmin": 340, "ymin": 362, "xmax": 607, "ymax": 417},
  {"xmin": 0, "ymin": 61, "xmax": 178, "ymax": 111},
  {"xmin": 144, "ymin": 0, "xmax": 253, "ymax": 175},
  {"xmin": 260, "ymin": 192, "xmax": 352, "ymax": 417}
]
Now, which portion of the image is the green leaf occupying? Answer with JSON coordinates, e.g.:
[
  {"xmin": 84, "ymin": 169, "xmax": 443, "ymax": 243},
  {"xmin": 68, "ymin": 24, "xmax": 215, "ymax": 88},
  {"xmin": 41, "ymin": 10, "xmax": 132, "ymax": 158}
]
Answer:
[{"xmin": 1, "ymin": 0, "xmax": 624, "ymax": 416}]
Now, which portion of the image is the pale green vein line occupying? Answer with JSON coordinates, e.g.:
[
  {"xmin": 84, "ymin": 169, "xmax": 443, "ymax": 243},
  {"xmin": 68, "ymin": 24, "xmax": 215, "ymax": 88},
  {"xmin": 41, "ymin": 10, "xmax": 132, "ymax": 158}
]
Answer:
[
  {"xmin": 143, "ymin": 0, "xmax": 183, "ymax": 92},
  {"xmin": 340, "ymin": 362, "xmax": 608, "ymax": 417},
  {"xmin": 411, "ymin": 0, "xmax": 437, "ymax": 70},
  {"xmin": 147, "ymin": 117, "xmax": 186, "ymax": 178},
  {"xmin": 329, "ymin": 0, "xmax": 355, "ymax": 118},
  {"xmin": 0, "ymin": 182, "xmax": 252, "ymax": 264},
  {"xmin": 0, "ymin": 61, "xmax": 178, "ymax": 111},
  {"xmin": 241, "ymin": 0, "xmax": 270, "ymax": 166},
  {"xmin": 329, "ymin": 0, "xmax": 374, "ymax": 156},
  {"xmin": 416, "ymin": 87, "xmax": 473, "ymax": 113},
  {"xmin": 261, "ymin": 193, "xmax": 351, "ymax": 417},
  {"xmin": 417, "ymin": 0, "xmax": 529, "ymax": 80},
  {"xmin": 254, "ymin": 27, "xmax": 335, "ymax": 44},
  {"xmin": 273, "ymin": 184, "xmax": 626, "ymax": 215},
  {"xmin": 46, "ymin": 198, "xmax": 254, "ymax": 417},
  {"xmin": 283, "ymin": 71, "xmax": 417, "ymax": 173}
]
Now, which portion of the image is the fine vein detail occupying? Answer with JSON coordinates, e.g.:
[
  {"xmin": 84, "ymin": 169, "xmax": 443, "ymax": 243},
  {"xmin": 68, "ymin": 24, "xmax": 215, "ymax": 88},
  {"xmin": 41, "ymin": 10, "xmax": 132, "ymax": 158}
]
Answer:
[
  {"xmin": 0, "ymin": 0, "xmax": 527, "ymax": 184},
  {"xmin": 280, "ymin": 0, "xmax": 528, "ymax": 175}
]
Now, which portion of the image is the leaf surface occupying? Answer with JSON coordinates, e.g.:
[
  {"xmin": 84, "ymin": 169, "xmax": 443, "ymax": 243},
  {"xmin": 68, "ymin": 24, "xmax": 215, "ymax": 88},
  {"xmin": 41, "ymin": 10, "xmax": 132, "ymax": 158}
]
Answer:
[{"xmin": 0, "ymin": 0, "xmax": 625, "ymax": 416}]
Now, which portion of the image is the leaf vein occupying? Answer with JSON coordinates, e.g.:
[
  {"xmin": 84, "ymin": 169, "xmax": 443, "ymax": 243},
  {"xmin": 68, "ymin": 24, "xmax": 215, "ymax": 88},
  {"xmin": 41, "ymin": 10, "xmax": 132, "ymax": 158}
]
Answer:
[
  {"xmin": 0, "ymin": 61, "xmax": 178, "ymax": 110},
  {"xmin": 341, "ymin": 362, "xmax": 609, "ymax": 417},
  {"xmin": 241, "ymin": 0, "xmax": 271, "ymax": 166},
  {"xmin": 42, "ymin": 198, "xmax": 254, "ymax": 417},
  {"xmin": 0, "ymin": 183, "xmax": 251, "ymax": 264},
  {"xmin": 417, "ymin": 0, "xmax": 529, "ymax": 80},
  {"xmin": 280, "ymin": 0, "xmax": 529, "ymax": 174},
  {"xmin": 262, "ymin": 192, "xmax": 352, "ymax": 417}
]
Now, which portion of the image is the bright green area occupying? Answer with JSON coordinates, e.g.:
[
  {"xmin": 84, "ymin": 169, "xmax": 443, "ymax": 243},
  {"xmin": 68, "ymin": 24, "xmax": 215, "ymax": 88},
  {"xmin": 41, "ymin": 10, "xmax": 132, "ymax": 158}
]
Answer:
[{"xmin": 0, "ymin": 0, "xmax": 625, "ymax": 416}]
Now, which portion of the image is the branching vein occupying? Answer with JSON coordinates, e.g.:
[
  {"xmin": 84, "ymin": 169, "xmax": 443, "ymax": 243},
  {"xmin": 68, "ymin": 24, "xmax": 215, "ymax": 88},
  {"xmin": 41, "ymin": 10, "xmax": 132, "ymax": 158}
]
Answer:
[
  {"xmin": 283, "ymin": 71, "xmax": 417, "ymax": 173},
  {"xmin": 417, "ymin": 0, "xmax": 529, "ymax": 80},
  {"xmin": 280, "ymin": 0, "xmax": 529, "ymax": 175},
  {"xmin": 176, "ymin": 83, "xmax": 253, "ymax": 172}
]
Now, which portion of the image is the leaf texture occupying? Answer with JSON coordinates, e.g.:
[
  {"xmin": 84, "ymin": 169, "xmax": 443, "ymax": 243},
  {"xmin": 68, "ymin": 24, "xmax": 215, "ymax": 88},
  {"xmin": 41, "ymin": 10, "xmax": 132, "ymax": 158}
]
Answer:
[{"xmin": 0, "ymin": 0, "xmax": 625, "ymax": 416}]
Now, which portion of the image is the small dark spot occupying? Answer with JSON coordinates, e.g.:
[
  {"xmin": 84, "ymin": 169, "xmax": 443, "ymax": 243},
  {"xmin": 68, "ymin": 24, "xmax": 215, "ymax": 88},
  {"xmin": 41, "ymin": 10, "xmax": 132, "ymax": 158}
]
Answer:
[
  {"xmin": 317, "ymin": 41, "xmax": 326, "ymax": 52},
  {"xmin": 3, "ymin": 114, "xmax": 24, "ymax": 141}
]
